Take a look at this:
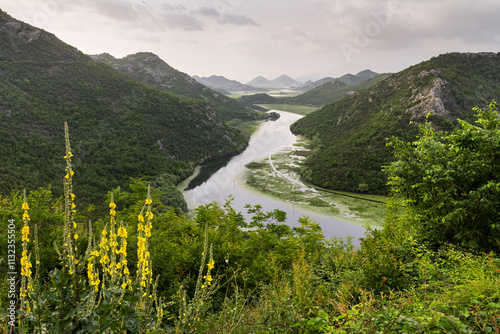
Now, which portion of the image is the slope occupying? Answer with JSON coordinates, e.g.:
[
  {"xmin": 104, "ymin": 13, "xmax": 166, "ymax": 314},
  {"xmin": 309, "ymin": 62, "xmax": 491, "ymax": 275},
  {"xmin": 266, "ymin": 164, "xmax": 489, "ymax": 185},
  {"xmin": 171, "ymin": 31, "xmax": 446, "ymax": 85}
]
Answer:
[
  {"xmin": 0, "ymin": 9, "xmax": 247, "ymax": 208},
  {"xmin": 92, "ymin": 52, "xmax": 265, "ymax": 122},
  {"xmin": 285, "ymin": 73, "xmax": 390, "ymax": 107},
  {"xmin": 291, "ymin": 52, "xmax": 500, "ymax": 194}
]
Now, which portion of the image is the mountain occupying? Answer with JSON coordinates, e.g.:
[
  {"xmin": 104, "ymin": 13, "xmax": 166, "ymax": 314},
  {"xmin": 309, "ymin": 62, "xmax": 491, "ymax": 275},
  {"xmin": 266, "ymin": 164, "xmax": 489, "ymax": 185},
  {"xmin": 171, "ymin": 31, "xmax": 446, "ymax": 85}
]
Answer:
[
  {"xmin": 286, "ymin": 74, "xmax": 391, "ymax": 107},
  {"xmin": 247, "ymin": 75, "xmax": 302, "ymax": 88},
  {"xmin": 291, "ymin": 52, "xmax": 500, "ymax": 194},
  {"xmin": 0, "ymin": 9, "xmax": 248, "ymax": 209},
  {"xmin": 270, "ymin": 74, "xmax": 302, "ymax": 87},
  {"xmin": 298, "ymin": 77, "xmax": 336, "ymax": 91},
  {"xmin": 246, "ymin": 75, "xmax": 271, "ymax": 88},
  {"xmin": 354, "ymin": 69, "xmax": 379, "ymax": 81},
  {"xmin": 193, "ymin": 75, "xmax": 258, "ymax": 92},
  {"xmin": 296, "ymin": 70, "xmax": 379, "ymax": 92},
  {"xmin": 91, "ymin": 52, "xmax": 264, "ymax": 122}
]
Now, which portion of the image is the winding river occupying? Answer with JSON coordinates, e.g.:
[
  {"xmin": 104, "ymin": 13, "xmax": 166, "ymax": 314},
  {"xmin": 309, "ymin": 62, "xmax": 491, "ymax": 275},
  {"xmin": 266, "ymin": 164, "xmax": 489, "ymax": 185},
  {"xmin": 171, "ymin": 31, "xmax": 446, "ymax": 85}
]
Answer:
[{"xmin": 180, "ymin": 110, "xmax": 366, "ymax": 242}]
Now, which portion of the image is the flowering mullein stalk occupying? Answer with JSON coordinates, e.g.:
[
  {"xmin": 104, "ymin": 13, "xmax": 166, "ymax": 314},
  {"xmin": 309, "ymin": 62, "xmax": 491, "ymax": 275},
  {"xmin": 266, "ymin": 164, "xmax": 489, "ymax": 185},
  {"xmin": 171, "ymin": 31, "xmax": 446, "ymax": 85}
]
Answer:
[
  {"xmin": 117, "ymin": 221, "xmax": 132, "ymax": 290},
  {"xmin": 20, "ymin": 190, "xmax": 33, "ymax": 318},
  {"xmin": 108, "ymin": 194, "xmax": 119, "ymax": 283},
  {"xmin": 63, "ymin": 122, "xmax": 77, "ymax": 275},
  {"xmin": 137, "ymin": 185, "xmax": 153, "ymax": 289}
]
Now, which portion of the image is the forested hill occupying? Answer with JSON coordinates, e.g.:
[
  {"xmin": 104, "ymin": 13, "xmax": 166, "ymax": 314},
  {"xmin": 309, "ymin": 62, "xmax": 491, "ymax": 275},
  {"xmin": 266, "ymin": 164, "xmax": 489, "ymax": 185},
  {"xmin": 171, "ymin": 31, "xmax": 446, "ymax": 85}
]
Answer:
[
  {"xmin": 285, "ymin": 73, "xmax": 391, "ymax": 107},
  {"xmin": 0, "ymin": 9, "xmax": 247, "ymax": 208},
  {"xmin": 91, "ymin": 52, "xmax": 266, "ymax": 123},
  {"xmin": 291, "ymin": 52, "xmax": 500, "ymax": 194}
]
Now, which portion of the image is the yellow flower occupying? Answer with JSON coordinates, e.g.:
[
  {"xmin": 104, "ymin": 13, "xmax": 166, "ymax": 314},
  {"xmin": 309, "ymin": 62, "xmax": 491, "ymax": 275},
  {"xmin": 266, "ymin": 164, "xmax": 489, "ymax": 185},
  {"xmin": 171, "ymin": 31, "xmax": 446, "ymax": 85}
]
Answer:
[
  {"xmin": 74, "ymin": 234, "xmax": 79, "ymax": 240},
  {"xmin": 109, "ymin": 201, "xmax": 116, "ymax": 209},
  {"xmin": 22, "ymin": 211, "xmax": 30, "ymax": 221},
  {"xmin": 138, "ymin": 214, "xmax": 144, "ymax": 223},
  {"xmin": 71, "ymin": 194, "xmax": 75, "ymax": 200},
  {"xmin": 22, "ymin": 202, "xmax": 29, "ymax": 210},
  {"xmin": 121, "ymin": 283, "xmax": 127, "ymax": 289},
  {"xmin": 145, "ymin": 198, "xmax": 152, "ymax": 205},
  {"xmin": 117, "ymin": 226, "xmax": 127, "ymax": 238},
  {"xmin": 21, "ymin": 225, "xmax": 30, "ymax": 242},
  {"xmin": 208, "ymin": 259, "xmax": 215, "ymax": 270},
  {"xmin": 65, "ymin": 174, "xmax": 70, "ymax": 179}
]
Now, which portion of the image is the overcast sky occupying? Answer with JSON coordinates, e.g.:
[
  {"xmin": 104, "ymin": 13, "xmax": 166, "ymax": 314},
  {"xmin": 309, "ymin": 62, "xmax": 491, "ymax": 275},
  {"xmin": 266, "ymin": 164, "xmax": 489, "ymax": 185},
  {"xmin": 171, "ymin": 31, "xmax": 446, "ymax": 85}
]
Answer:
[{"xmin": 2, "ymin": 0, "xmax": 500, "ymax": 82}]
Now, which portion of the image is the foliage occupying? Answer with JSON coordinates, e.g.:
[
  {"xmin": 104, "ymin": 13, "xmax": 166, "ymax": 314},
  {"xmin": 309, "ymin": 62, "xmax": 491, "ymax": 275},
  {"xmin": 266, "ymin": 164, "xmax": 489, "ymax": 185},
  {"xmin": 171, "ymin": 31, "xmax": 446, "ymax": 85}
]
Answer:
[
  {"xmin": 93, "ymin": 52, "xmax": 267, "ymax": 123},
  {"xmin": 0, "ymin": 10, "xmax": 248, "ymax": 218},
  {"xmin": 292, "ymin": 53, "xmax": 500, "ymax": 195},
  {"xmin": 385, "ymin": 101, "xmax": 500, "ymax": 252}
]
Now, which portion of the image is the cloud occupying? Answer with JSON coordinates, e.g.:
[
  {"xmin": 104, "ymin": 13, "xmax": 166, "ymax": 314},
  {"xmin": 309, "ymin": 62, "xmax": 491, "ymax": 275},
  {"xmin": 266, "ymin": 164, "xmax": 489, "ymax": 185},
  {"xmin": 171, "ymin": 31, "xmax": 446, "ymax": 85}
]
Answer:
[
  {"xmin": 189, "ymin": 6, "xmax": 220, "ymax": 17},
  {"xmin": 219, "ymin": 13, "xmax": 259, "ymax": 26}
]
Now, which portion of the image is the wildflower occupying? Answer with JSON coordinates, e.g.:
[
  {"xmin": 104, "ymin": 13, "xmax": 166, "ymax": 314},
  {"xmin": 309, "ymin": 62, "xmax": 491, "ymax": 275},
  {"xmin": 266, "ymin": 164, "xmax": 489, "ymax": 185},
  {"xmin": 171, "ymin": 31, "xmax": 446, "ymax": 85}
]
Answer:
[
  {"xmin": 208, "ymin": 259, "xmax": 215, "ymax": 270},
  {"xmin": 22, "ymin": 225, "xmax": 30, "ymax": 242},
  {"xmin": 138, "ymin": 214, "xmax": 145, "ymax": 223},
  {"xmin": 74, "ymin": 234, "xmax": 79, "ymax": 240},
  {"xmin": 145, "ymin": 198, "xmax": 152, "ymax": 205}
]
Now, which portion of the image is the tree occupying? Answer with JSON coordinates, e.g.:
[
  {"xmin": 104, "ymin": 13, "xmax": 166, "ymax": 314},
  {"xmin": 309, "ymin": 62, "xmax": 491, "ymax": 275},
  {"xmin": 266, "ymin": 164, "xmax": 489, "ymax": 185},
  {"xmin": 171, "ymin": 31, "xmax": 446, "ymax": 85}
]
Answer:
[{"xmin": 385, "ymin": 101, "xmax": 500, "ymax": 252}]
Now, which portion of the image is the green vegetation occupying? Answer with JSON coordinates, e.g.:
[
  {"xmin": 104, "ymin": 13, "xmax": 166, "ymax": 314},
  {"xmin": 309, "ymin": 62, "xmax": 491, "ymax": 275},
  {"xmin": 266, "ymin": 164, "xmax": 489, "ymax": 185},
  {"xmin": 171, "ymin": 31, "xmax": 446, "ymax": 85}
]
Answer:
[
  {"xmin": 245, "ymin": 151, "xmax": 387, "ymax": 225},
  {"xmin": 93, "ymin": 52, "xmax": 269, "ymax": 124},
  {"xmin": 0, "ymin": 10, "xmax": 249, "ymax": 218},
  {"xmin": 285, "ymin": 73, "xmax": 391, "ymax": 107},
  {"xmin": 385, "ymin": 101, "xmax": 500, "ymax": 253},
  {"xmin": 1, "ymin": 103, "xmax": 499, "ymax": 333},
  {"xmin": 292, "ymin": 53, "xmax": 500, "ymax": 195}
]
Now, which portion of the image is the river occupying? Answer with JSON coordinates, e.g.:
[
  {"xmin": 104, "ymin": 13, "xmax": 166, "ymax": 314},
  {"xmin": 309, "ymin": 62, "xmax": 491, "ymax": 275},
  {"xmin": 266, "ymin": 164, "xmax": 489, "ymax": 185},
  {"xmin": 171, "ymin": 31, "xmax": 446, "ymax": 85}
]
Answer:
[{"xmin": 180, "ymin": 110, "xmax": 367, "ymax": 242}]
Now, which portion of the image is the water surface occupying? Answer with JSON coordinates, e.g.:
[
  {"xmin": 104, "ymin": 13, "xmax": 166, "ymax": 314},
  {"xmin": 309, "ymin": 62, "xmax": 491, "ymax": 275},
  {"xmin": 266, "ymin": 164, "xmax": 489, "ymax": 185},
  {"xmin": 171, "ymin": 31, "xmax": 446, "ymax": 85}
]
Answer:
[{"xmin": 181, "ymin": 111, "xmax": 367, "ymax": 241}]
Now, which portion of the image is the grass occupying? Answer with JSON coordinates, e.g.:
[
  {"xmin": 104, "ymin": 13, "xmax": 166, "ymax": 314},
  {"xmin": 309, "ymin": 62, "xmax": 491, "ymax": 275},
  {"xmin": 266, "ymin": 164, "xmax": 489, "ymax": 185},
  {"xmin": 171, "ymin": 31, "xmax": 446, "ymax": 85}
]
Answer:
[{"xmin": 244, "ymin": 148, "xmax": 387, "ymax": 226}]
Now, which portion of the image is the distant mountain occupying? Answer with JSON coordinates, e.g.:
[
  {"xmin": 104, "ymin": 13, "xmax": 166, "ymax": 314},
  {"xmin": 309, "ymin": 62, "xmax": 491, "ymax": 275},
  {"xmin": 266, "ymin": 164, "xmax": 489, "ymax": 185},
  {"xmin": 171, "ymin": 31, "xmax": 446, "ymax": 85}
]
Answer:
[
  {"xmin": 298, "ymin": 77, "xmax": 336, "ymax": 91},
  {"xmin": 291, "ymin": 52, "xmax": 500, "ymax": 194},
  {"xmin": 0, "ymin": 9, "xmax": 247, "ymax": 209},
  {"xmin": 92, "ymin": 52, "xmax": 263, "ymax": 122},
  {"xmin": 193, "ymin": 75, "xmax": 258, "ymax": 92},
  {"xmin": 270, "ymin": 74, "xmax": 302, "ymax": 88},
  {"xmin": 297, "ymin": 70, "xmax": 379, "ymax": 92},
  {"xmin": 246, "ymin": 75, "xmax": 271, "ymax": 88},
  {"xmin": 247, "ymin": 75, "xmax": 302, "ymax": 88},
  {"xmin": 286, "ymin": 74, "xmax": 391, "ymax": 107}
]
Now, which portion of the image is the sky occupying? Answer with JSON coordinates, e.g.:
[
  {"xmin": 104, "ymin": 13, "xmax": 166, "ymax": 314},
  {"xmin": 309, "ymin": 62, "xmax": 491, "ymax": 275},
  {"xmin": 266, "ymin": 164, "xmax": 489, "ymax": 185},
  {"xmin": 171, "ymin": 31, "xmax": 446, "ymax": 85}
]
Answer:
[{"xmin": 1, "ymin": 0, "xmax": 500, "ymax": 83}]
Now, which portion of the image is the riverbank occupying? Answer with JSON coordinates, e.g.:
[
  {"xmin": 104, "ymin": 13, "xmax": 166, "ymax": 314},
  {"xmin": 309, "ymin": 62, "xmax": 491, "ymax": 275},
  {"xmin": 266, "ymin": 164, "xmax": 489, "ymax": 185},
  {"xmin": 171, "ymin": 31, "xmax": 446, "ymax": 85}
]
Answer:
[{"xmin": 244, "ymin": 137, "xmax": 387, "ymax": 227}]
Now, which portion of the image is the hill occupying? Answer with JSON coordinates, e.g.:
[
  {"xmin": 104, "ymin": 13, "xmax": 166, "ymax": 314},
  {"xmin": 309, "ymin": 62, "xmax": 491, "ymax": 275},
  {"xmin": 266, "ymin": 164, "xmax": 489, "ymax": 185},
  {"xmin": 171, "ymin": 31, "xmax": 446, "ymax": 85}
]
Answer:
[
  {"xmin": 237, "ymin": 93, "xmax": 280, "ymax": 106},
  {"xmin": 285, "ymin": 73, "xmax": 390, "ymax": 107},
  {"xmin": 247, "ymin": 75, "xmax": 302, "ymax": 88},
  {"xmin": 269, "ymin": 74, "xmax": 302, "ymax": 87},
  {"xmin": 0, "ymin": 9, "xmax": 248, "ymax": 210},
  {"xmin": 91, "ymin": 52, "xmax": 265, "ymax": 123},
  {"xmin": 193, "ymin": 75, "xmax": 258, "ymax": 92},
  {"xmin": 291, "ymin": 52, "xmax": 500, "ymax": 194}
]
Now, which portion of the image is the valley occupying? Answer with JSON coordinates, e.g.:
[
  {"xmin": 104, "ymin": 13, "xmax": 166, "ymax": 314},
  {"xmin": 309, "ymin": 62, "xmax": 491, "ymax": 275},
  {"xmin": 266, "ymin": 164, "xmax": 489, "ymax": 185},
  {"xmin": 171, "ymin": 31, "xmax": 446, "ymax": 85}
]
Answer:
[{"xmin": 1, "ymin": 6, "xmax": 500, "ymax": 333}]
